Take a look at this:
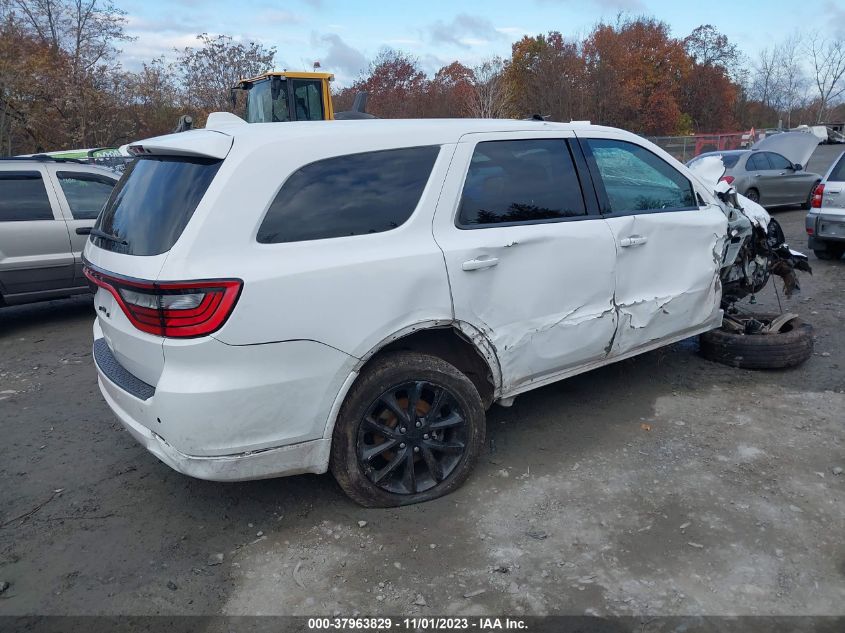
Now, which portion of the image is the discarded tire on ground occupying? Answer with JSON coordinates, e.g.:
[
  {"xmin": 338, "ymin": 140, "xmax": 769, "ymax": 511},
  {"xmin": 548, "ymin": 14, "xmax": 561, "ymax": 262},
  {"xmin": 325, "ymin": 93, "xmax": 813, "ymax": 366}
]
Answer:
[{"xmin": 699, "ymin": 313, "xmax": 814, "ymax": 370}]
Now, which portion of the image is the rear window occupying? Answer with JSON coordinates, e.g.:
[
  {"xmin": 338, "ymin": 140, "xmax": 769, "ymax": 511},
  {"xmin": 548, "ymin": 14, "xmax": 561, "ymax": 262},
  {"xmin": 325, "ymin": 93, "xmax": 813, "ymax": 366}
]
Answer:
[
  {"xmin": 94, "ymin": 156, "xmax": 221, "ymax": 255},
  {"xmin": 689, "ymin": 154, "xmax": 740, "ymax": 169},
  {"xmin": 828, "ymin": 154, "xmax": 845, "ymax": 182},
  {"xmin": 0, "ymin": 171, "xmax": 53, "ymax": 221},
  {"xmin": 257, "ymin": 146, "xmax": 440, "ymax": 244}
]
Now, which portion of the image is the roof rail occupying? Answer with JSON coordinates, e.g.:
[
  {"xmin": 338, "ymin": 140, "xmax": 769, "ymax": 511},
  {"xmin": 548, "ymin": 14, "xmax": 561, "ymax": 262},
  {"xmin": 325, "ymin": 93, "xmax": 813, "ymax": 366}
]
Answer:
[{"xmin": 0, "ymin": 154, "xmax": 86, "ymax": 163}]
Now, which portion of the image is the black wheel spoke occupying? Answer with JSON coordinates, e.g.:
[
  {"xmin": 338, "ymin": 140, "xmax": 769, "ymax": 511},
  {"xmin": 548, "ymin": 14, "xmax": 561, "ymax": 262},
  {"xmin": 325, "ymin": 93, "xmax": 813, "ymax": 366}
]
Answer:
[
  {"xmin": 402, "ymin": 449, "xmax": 417, "ymax": 493},
  {"xmin": 424, "ymin": 387, "xmax": 446, "ymax": 423},
  {"xmin": 380, "ymin": 393, "xmax": 410, "ymax": 425},
  {"xmin": 372, "ymin": 448, "xmax": 407, "ymax": 483},
  {"xmin": 420, "ymin": 446, "xmax": 443, "ymax": 482},
  {"xmin": 429, "ymin": 411, "xmax": 464, "ymax": 430},
  {"xmin": 362, "ymin": 416, "xmax": 399, "ymax": 439},
  {"xmin": 423, "ymin": 438, "xmax": 465, "ymax": 454},
  {"xmin": 407, "ymin": 381, "xmax": 423, "ymax": 418},
  {"xmin": 362, "ymin": 438, "xmax": 399, "ymax": 461}
]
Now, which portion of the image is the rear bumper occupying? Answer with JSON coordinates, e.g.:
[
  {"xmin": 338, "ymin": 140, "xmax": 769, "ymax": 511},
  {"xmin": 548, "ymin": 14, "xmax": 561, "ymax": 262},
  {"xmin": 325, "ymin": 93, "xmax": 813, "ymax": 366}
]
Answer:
[
  {"xmin": 97, "ymin": 375, "xmax": 331, "ymax": 481},
  {"xmin": 807, "ymin": 211, "xmax": 845, "ymax": 246},
  {"xmin": 92, "ymin": 323, "xmax": 356, "ymax": 481}
]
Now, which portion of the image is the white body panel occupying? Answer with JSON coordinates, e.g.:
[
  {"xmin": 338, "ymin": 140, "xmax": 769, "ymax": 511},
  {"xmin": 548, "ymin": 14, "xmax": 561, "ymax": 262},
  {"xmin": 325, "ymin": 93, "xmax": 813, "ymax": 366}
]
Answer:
[
  {"xmin": 84, "ymin": 118, "xmax": 737, "ymax": 481},
  {"xmin": 432, "ymin": 132, "xmax": 618, "ymax": 394}
]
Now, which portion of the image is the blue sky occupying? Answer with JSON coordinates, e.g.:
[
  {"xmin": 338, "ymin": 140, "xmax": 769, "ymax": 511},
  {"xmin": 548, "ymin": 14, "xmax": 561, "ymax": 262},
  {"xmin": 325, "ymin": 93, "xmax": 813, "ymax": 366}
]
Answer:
[{"xmin": 119, "ymin": 0, "xmax": 845, "ymax": 84}]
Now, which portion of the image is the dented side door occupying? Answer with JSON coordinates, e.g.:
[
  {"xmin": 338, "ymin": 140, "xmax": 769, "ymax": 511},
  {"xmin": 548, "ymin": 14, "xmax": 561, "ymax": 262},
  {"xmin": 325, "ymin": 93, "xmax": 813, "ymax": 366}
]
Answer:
[
  {"xmin": 577, "ymin": 133, "xmax": 727, "ymax": 357},
  {"xmin": 432, "ymin": 131, "xmax": 618, "ymax": 394}
]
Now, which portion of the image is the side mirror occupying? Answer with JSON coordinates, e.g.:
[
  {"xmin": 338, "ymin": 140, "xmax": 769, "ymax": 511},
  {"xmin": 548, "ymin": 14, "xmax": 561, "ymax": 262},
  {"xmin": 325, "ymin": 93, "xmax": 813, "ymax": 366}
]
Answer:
[
  {"xmin": 793, "ymin": 163, "xmax": 803, "ymax": 171},
  {"xmin": 75, "ymin": 226, "xmax": 92, "ymax": 235}
]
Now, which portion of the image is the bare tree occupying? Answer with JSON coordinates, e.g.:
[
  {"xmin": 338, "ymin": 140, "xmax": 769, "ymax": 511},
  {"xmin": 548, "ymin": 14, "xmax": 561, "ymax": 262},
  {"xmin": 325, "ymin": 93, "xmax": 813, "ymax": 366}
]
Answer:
[
  {"xmin": 807, "ymin": 35, "xmax": 845, "ymax": 123},
  {"xmin": 777, "ymin": 34, "xmax": 809, "ymax": 127},
  {"xmin": 751, "ymin": 46, "xmax": 782, "ymax": 112},
  {"xmin": 466, "ymin": 57, "xmax": 512, "ymax": 118},
  {"xmin": 177, "ymin": 34, "xmax": 276, "ymax": 115}
]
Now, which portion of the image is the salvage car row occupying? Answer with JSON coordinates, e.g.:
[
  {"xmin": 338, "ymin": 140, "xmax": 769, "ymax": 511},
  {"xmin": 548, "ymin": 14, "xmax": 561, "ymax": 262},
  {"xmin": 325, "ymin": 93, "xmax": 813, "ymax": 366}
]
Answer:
[{"xmin": 1, "ymin": 120, "xmax": 841, "ymax": 508}]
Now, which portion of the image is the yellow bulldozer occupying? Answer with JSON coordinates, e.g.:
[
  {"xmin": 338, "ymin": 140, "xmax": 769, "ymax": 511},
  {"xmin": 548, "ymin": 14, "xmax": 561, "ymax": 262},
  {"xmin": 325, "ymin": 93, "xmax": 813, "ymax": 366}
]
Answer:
[{"xmin": 172, "ymin": 70, "xmax": 372, "ymax": 132}]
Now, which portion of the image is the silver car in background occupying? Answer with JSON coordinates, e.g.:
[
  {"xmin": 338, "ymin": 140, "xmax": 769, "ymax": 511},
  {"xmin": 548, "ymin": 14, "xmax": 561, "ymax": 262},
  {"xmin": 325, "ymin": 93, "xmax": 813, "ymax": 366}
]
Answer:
[
  {"xmin": 688, "ymin": 132, "xmax": 822, "ymax": 209},
  {"xmin": 806, "ymin": 150, "xmax": 845, "ymax": 260},
  {"xmin": 0, "ymin": 156, "xmax": 118, "ymax": 306}
]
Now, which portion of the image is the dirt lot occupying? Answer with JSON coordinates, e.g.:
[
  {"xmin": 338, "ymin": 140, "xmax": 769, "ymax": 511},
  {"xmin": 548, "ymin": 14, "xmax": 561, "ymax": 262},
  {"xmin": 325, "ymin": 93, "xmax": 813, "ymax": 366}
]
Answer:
[{"xmin": 1, "ymin": 147, "xmax": 843, "ymax": 618}]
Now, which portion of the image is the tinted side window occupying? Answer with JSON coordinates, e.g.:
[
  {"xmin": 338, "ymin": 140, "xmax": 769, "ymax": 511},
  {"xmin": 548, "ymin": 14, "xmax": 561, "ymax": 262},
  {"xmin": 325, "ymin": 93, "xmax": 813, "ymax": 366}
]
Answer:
[
  {"xmin": 257, "ymin": 146, "xmax": 440, "ymax": 244},
  {"xmin": 584, "ymin": 139, "xmax": 696, "ymax": 213},
  {"xmin": 746, "ymin": 153, "xmax": 770, "ymax": 171},
  {"xmin": 0, "ymin": 171, "xmax": 53, "ymax": 221},
  {"xmin": 57, "ymin": 172, "xmax": 116, "ymax": 220},
  {"xmin": 458, "ymin": 139, "xmax": 586, "ymax": 227},
  {"xmin": 766, "ymin": 152, "xmax": 792, "ymax": 170}
]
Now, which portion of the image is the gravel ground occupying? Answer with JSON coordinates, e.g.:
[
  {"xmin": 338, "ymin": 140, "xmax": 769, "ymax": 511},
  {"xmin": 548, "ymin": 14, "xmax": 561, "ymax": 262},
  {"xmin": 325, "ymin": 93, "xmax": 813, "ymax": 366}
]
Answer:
[{"xmin": 0, "ymin": 146, "xmax": 843, "ymax": 617}]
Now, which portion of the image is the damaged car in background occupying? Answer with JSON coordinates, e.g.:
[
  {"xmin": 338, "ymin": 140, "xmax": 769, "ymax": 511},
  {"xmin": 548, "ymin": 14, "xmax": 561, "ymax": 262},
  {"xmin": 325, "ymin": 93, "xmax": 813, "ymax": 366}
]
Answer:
[{"xmin": 83, "ymin": 118, "xmax": 814, "ymax": 507}]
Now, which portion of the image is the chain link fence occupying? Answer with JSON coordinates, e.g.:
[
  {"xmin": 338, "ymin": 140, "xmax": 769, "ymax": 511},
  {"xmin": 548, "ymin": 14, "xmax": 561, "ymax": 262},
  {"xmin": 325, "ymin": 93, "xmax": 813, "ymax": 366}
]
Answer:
[{"xmin": 644, "ymin": 132, "xmax": 755, "ymax": 163}]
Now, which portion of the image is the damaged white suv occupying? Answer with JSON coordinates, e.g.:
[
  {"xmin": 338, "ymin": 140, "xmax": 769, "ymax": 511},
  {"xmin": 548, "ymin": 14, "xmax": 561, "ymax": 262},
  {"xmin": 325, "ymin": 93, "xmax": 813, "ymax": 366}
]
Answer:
[{"xmin": 84, "ymin": 117, "xmax": 799, "ymax": 506}]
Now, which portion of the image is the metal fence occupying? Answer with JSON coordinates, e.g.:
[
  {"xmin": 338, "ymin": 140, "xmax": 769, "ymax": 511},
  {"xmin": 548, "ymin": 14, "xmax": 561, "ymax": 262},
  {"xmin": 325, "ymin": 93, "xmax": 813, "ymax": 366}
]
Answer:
[{"xmin": 644, "ymin": 132, "xmax": 756, "ymax": 163}]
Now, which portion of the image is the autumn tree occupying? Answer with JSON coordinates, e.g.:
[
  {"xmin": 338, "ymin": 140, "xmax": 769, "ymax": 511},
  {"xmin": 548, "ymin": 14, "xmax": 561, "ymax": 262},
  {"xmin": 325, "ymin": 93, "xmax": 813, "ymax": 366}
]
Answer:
[
  {"xmin": 8, "ymin": 0, "xmax": 132, "ymax": 146},
  {"xmin": 582, "ymin": 17, "xmax": 691, "ymax": 134},
  {"xmin": 505, "ymin": 32, "xmax": 586, "ymax": 121},
  {"xmin": 681, "ymin": 25, "xmax": 739, "ymax": 131},
  {"xmin": 348, "ymin": 48, "xmax": 428, "ymax": 118},
  {"xmin": 428, "ymin": 61, "xmax": 474, "ymax": 117}
]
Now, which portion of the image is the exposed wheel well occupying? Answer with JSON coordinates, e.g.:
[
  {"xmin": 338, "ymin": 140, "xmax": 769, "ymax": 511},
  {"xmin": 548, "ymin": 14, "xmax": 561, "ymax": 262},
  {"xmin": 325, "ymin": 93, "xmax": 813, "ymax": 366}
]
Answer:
[{"xmin": 366, "ymin": 326, "xmax": 496, "ymax": 408}]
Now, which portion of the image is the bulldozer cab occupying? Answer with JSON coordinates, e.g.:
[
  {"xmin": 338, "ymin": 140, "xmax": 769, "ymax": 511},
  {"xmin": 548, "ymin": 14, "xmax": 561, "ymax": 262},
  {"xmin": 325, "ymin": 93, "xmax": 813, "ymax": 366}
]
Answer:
[{"xmin": 232, "ymin": 71, "xmax": 335, "ymax": 123}]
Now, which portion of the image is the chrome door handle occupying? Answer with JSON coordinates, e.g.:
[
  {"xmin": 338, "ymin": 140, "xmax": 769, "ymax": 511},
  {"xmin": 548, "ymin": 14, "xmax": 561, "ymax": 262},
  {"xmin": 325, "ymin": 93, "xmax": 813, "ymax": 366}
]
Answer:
[
  {"xmin": 620, "ymin": 235, "xmax": 648, "ymax": 248},
  {"xmin": 462, "ymin": 257, "xmax": 499, "ymax": 271}
]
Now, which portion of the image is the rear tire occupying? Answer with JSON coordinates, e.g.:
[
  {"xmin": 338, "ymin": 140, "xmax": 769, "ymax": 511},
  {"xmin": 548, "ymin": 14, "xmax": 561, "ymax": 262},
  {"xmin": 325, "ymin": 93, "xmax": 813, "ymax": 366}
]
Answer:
[
  {"xmin": 700, "ymin": 313, "xmax": 814, "ymax": 370},
  {"xmin": 330, "ymin": 351, "xmax": 486, "ymax": 507},
  {"xmin": 744, "ymin": 188, "xmax": 760, "ymax": 204},
  {"xmin": 814, "ymin": 246, "xmax": 844, "ymax": 261}
]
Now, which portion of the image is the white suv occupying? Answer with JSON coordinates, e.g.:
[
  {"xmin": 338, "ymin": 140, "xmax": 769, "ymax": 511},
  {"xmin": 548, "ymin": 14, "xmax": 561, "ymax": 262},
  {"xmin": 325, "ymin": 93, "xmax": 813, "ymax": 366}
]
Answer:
[{"xmin": 85, "ymin": 116, "xmax": 736, "ymax": 506}]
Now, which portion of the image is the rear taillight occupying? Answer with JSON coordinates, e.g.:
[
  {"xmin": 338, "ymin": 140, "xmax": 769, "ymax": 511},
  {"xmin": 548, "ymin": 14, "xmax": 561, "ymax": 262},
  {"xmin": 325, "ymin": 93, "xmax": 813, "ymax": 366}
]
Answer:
[
  {"xmin": 811, "ymin": 183, "xmax": 824, "ymax": 209},
  {"xmin": 84, "ymin": 265, "xmax": 242, "ymax": 338},
  {"xmin": 719, "ymin": 175, "xmax": 735, "ymax": 185}
]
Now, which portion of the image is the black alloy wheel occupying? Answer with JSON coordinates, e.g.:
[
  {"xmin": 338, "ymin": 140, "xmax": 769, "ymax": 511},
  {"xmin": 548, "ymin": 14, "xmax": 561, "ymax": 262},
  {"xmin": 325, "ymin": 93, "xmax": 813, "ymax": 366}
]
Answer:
[{"xmin": 357, "ymin": 380, "xmax": 467, "ymax": 495}]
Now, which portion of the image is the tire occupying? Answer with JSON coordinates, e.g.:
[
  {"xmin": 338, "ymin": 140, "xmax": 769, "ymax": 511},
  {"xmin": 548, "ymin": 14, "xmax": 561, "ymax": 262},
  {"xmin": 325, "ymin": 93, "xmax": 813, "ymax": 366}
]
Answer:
[
  {"xmin": 814, "ymin": 246, "xmax": 844, "ymax": 261},
  {"xmin": 699, "ymin": 313, "xmax": 814, "ymax": 370},
  {"xmin": 330, "ymin": 351, "xmax": 486, "ymax": 507},
  {"xmin": 744, "ymin": 188, "xmax": 760, "ymax": 204}
]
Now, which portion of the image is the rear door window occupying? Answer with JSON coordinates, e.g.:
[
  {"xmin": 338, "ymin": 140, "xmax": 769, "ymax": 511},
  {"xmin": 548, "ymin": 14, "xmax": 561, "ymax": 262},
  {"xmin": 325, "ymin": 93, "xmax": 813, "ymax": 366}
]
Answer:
[
  {"xmin": 458, "ymin": 139, "xmax": 586, "ymax": 227},
  {"xmin": 746, "ymin": 153, "xmax": 770, "ymax": 171},
  {"xmin": 94, "ymin": 156, "xmax": 222, "ymax": 255},
  {"xmin": 583, "ymin": 139, "xmax": 696, "ymax": 213},
  {"xmin": 57, "ymin": 172, "xmax": 116, "ymax": 219},
  {"xmin": 257, "ymin": 146, "xmax": 440, "ymax": 243},
  {"xmin": 0, "ymin": 171, "xmax": 54, "ymax": 221}
]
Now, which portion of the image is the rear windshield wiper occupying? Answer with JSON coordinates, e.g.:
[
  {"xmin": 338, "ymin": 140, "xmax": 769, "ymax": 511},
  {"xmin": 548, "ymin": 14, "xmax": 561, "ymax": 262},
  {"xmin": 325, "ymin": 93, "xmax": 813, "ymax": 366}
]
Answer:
[{"xmin": 77, "ymin": 226, "xmax": 129, "ymax": 246}]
